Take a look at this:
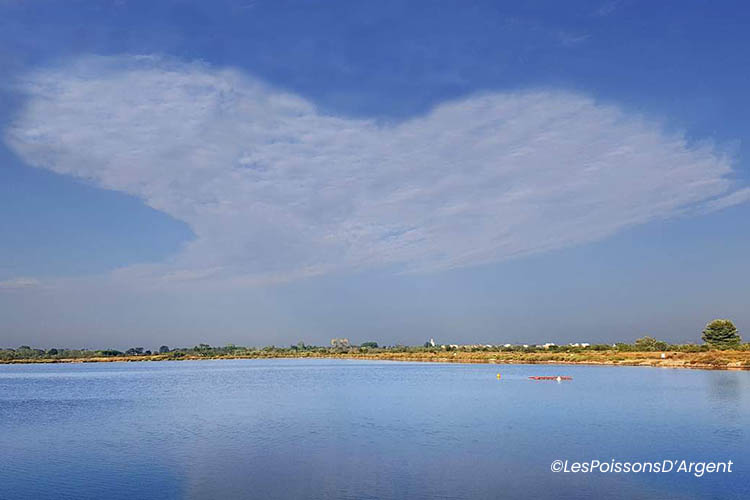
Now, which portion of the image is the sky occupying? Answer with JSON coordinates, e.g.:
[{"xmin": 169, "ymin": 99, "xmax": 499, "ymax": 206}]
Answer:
[{"xmin": 1, "ymin": 0, "xmax": 749, "ymax": 349}]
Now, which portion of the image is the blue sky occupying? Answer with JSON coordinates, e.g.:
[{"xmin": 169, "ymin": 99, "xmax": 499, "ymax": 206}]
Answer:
[{"xmin": 1, "ymin": 0, "xmax": 748, "ymax": 348}]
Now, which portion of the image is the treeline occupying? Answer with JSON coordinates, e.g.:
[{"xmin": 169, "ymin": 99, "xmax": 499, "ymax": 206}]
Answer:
[
  {"xmin": 1, "ymin": 319, "xmax": 743, "ymax": 362},
  {"xmin": 1, "ymin": 338, "xmax": 748, "ymax": 362},
  {"xmin": 0, "ymin": 342, "xmax": 358, "ymax": 361}
]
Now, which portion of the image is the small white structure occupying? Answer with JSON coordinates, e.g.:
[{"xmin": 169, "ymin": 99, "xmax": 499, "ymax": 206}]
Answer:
[{"xmin": 428, "ymin": 338, "xmax": 436, "ymax": 347}]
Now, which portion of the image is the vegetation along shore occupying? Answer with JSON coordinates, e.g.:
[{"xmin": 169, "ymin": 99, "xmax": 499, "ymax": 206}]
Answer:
[{"xmin": 2, "ymin": 320, "xmax": 747, "ymax": 370}]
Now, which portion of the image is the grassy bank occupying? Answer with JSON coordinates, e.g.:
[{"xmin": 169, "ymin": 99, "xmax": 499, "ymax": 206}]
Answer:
[{"xmin": 3, "ymin": 349, "xmax": 750, "ymax": 370}]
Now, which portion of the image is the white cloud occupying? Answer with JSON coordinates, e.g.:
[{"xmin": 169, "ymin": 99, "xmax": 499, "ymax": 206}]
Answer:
[
  {"xmin": 559, "ymin": 31, "xmax": 591, "ymax": 47},
  {"xmin": 595, "ymin": 0, "xmax": 622, "ymax": 17},
  {"xmin": 702, "ymin": 187, "xmax": 750, "ymax": 212},
  {"xmin": 5, "ymin": 55, "xmax": 746, "ymax": 286},
  {"xmin": 0, "ymin": 277, "xmax": 40, "ymax": 290}
]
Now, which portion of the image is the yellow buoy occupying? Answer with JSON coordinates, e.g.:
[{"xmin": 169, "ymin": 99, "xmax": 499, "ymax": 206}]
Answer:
[{"xmin": 496, "ymin": 373, "xmax": 501, "ymax": 379}]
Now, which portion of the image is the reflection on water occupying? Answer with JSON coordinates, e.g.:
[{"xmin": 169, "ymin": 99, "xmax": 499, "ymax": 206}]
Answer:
[
  {"xmin": 1, "ymin": 360, "xmax": 748, "ymax": 500},
  {"xmin": 707, "ymin": 372, "xmax": 744, "ymax": 444},
  {"xmin": 708, "ymin": 372, "xmax": 742, "ymax": 403}
]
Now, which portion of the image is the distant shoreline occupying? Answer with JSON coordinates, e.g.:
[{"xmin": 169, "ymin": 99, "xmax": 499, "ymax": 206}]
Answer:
[{"xmin": 2, "ymin": 350, "xmax": 749, "ymax": 371}]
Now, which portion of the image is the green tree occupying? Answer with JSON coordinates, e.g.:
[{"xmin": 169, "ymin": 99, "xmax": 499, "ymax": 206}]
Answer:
[
  {"xmin": 702, "ymin": 319, "xmax": 741, "ymax": 348},
  {"xmin": 634, "ymin": 336, "xmax": 668, "ymax": 351},
  {"xmin": 361, "ymin": 342, "xmax": 378, "ymax": 348},
  {"xmin": 159, "ymin": 345, "xmax": 170, "ymax": 354}
]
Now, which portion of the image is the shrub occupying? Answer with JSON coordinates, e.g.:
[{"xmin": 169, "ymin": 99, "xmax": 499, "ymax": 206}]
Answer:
[{"xmin": 634, "ymin": 336, "xmax": 668, "ymax": 351}]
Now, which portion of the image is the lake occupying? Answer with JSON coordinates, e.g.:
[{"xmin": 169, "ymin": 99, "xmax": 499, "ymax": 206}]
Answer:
[{"xmin": 1, "ymin": 359, "xmax": 748, "ymax": 499}]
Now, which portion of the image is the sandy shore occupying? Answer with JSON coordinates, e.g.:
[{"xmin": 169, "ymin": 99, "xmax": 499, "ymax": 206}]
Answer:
[{"xmin": 3, "ymin": 350, "xmax": 749, "ymax": 370}]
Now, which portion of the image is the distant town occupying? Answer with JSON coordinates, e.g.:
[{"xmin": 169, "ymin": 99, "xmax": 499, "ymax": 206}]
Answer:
[{"xmin": 330, "ymin": 337, "xmax": 591, "ymax": 350}]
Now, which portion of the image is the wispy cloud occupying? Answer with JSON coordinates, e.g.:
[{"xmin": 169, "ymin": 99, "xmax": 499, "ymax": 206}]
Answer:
[
  {"xmin": 558, "ymin": 31, "xmax": 591, "ymax": 47},
  {"xmin": 0, "ymin": 277, "xmax": 40, "ymax": 290},
  {"xmin": 702, "ymin": 187, "xmax": 750, "ymax": 213},
  {"xmin": 5, "ymin": 55, "xmax": 746, "ymax": 286},
  {"xmin": 595, "ymin": 0, "xmax": 622, "ymax": 17}
]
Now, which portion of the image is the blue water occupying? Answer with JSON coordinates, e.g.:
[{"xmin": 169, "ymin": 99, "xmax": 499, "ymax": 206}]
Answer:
[{"xmin": 0, "ymin": 359, "xmax": 748, "ymax": 499}]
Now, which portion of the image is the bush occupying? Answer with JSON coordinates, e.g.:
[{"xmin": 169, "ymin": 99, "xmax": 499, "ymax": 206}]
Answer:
[
  {"xmin": 634, "ymin": 336, "xmax": 668, "ymax": 352},
  {"xmin": 99, "ymin": 349, "xmax": 123, "ymax": 356}
]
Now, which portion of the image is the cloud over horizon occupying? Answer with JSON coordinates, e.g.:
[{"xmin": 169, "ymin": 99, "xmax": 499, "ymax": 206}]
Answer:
[
  {"xmin": 5, "ymin": 55, "xmax": 746, "ymax": 287},
  {"xmin": 0, "ymin": 277, "xmax": 41, "ymax": 290}
]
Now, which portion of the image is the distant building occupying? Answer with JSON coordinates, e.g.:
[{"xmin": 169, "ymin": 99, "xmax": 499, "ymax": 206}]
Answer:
[
  {"xmin": 330, "ymin": 338, "xmax": 350, "ymax": 348},
  {"xmin": 428, "ymin": 338, "xmax": 436, "ymax": 347}
]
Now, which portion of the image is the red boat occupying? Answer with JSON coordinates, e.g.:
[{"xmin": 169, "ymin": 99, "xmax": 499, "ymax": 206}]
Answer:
[{"xmin": 528, "ymin": 376, "xmax": 572, "ymax": 381}]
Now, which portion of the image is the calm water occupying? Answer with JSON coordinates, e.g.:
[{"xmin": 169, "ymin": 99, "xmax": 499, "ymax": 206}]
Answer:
[{"xmin": 0, "ymin": 359, "xmax": 748, "ymax": 499}]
